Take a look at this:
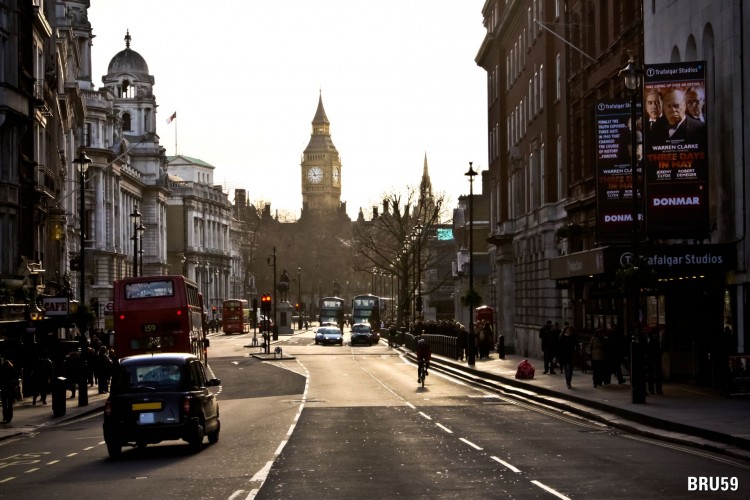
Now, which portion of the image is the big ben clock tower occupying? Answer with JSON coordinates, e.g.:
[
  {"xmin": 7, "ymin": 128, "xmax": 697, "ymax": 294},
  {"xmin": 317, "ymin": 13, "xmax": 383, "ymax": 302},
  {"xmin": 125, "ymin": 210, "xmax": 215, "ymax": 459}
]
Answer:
[{"xmin": 301, "ymin": 92, "xmax": 343, "ymax": 216}]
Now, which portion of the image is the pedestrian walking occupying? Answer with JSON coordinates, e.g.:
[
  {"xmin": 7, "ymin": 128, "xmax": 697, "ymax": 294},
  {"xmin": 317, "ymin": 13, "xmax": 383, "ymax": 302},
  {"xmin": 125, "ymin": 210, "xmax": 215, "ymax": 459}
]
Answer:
[
  {"xmin": 64, "ymin": 351, "xmax": 81, "ymax": 398},
  {"xmin": 539, "ymin": 320, "xmax": 557, "ymax": 374},
  {"xmin": 646, "ymin": 328, "xmax": 664, "ymax": 395},
  {"xmin": 0, "ymin": 357, "xmax": 18, "ymax": 423},
  {"xmin": 96, "ymin": 346, "xmax": 113, "ymax": 394},
  {"xmin": 608, "ymin": 325, "xmax": 627, "ymax": 384},
  {"xmin": 590, "ymin": 328, "xmax": 607, "ymax": 388},
  {"xmin": 31, "ymin": 354, "xmax": 53, "ymax": 405},
  {"xmin": 457, "ymin": 323, "xmax": 468, "ymax": 361},
  {"xmin": 551, "ymin": 322, "xmax": 562, "ymax": 372},
  {"xmin": 557, "ymin": 323, "xmax": 578, "ymax": 389}
]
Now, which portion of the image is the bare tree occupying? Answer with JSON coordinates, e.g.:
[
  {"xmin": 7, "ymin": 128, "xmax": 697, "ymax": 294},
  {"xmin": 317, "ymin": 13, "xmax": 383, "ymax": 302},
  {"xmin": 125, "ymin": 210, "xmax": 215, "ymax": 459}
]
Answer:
[{"xmin": 351, "ymin": 186, "xmax": 451, "ymax": 326}]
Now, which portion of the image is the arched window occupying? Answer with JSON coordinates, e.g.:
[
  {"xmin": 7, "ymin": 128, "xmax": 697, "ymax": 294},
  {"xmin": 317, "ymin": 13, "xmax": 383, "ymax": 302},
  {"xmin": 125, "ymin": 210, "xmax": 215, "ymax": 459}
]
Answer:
[{"xmin": 123, "ymin": 112, "xmax": 132, "ymax": 131}]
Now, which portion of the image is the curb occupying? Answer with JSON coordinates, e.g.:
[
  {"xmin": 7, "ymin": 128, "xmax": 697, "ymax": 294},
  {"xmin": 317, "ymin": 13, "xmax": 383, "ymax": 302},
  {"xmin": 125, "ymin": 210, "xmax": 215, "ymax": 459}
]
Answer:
[{"xmin": 407, "ymin": 351, "xmax": 750, "ymax": 462}]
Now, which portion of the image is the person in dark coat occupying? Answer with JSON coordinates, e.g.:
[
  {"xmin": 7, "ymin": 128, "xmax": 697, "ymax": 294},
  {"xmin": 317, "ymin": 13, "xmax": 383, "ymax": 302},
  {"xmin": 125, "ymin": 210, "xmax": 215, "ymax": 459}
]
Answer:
[
  {"xmin": 64, "ymin": 351, "xmax": 81, "ymax": 399},
  {"xmin": 649, "ymin": 88, "xmax": 707, "ymax": 149},
  {"xmin": 31, "ymin": 354, "xmax": 53, "ymax": 405},
  {"xmin": 557, "ymin": 323, "xmax": 578, "ymax": 389},
  {"xmin": 0, "ymin": 358, "xmax": 18, "ymax": 423},
  {"xmin": 590, "ymin": 328, "xmax": 607, "ymax": 388},
  {"xmin": 540, "ymin": 321, "xmax": 557, "ymax": 374},
  {"xmin": 646, "ymin": 328, "xmax": 664, "ymax": 395},
  {"xmin": 95, "ymin": 346, "xmax": 113, "ymax": 394}
]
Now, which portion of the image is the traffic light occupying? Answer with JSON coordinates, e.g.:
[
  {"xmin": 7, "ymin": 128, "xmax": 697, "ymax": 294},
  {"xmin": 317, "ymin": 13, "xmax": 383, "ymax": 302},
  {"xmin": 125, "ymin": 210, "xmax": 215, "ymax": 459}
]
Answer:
[
  {"xmin": 295, "ymin": 303, "xmax": 300, "ymax": 311},
  {"xmin": 211, "ymin": 305, "xmax": 217, "ymax": 316},
  {"xmin": 261, "ymin": 293, "xmax": 272, "ymax": 313},
  {"xmin": 252, "ymin": 298, "xmax": 258, "ymax": 312}
]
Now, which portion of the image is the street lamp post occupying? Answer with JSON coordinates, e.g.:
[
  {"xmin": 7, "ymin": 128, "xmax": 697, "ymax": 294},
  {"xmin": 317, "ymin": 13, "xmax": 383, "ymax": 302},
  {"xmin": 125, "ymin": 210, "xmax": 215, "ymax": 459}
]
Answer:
[
  {"xmin": 298, "ymin": 267, "xmax": 303, "ymax": 330},
  {"xmin": 465, "ymin": 162, "xmax": 477, "ymax": 367},
  {"xmin": 130, "ymin": 206, "xmax": 144, "ymax": 277},
  {"xmin": 267, "ymin": 247, "xmax": 277, "ymax": 343},
  {"xmin": 138, "ymin": 222, "xmax": 145, "ymax": 276},
  {"xmin": 414, "ymin": 222, "xmax": 423, "ymax": 319},
  {"xmin": 401, "ymin": 244, "xmax": 409, "ymax": 327},
  {"xmin": 620, "ymin": 54, "xmax": 646, "ymax": 404},
  {"xmin": 74, "ymin": 150, "xmax": 91, "ymax": 407}
]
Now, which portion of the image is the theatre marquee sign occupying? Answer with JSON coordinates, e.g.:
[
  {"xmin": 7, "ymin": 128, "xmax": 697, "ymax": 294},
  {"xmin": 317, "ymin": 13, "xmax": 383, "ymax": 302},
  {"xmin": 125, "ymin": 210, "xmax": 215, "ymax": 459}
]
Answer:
[{"xmin": 550, "ymin": 244, "xmax": 734, "ymax": 280}]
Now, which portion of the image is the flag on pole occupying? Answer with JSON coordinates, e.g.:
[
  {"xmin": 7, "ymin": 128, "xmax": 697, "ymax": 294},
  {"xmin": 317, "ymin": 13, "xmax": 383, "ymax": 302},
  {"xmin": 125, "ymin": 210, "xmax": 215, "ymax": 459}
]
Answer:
[{"xmin": 166, "ymin": 111, "xmax": 177, "ymax": 124}]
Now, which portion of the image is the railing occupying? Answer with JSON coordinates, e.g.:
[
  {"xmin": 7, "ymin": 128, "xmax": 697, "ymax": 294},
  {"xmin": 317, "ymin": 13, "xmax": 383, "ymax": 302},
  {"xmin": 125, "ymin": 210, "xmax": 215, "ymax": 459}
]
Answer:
[
  {"xmin": 34, "ymin": 80, "xmax": 53, "ymax": 117},
  {"xmin": 403, "ymin": 332, "xmax": 461, "ymax": 360},
  {"xmin": 35, "ymin": 164, "xmax": 56, "ymax": 198}
]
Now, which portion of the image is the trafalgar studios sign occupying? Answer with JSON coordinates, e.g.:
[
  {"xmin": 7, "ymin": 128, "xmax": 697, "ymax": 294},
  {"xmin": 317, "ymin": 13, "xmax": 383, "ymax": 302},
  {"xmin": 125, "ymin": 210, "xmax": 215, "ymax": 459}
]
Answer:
[{"xmin": 596, "ymin": 61, "xmax": 708, "ymax": 241}]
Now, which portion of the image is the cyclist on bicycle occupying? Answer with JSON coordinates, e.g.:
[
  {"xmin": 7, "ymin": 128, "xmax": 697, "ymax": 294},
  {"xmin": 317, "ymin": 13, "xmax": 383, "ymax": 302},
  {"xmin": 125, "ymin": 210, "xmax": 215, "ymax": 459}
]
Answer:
[{"xmin": 416, "ymin": 336, "xmax": 432, "ymax": 383}]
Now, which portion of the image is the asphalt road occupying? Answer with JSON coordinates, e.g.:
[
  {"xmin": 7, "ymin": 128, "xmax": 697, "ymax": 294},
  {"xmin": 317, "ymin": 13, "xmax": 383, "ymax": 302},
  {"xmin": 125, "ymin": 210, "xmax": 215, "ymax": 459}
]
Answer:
[{"xmin": 0, "ymin": 329, "xmax": 748, "ymax": 499}]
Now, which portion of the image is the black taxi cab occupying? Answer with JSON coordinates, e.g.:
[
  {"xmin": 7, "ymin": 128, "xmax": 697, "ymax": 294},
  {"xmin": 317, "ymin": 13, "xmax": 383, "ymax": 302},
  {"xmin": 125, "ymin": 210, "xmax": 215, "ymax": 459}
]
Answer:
[{"xmin": 102, "ymin": 353, "xmax": 220, "ymax": 458}]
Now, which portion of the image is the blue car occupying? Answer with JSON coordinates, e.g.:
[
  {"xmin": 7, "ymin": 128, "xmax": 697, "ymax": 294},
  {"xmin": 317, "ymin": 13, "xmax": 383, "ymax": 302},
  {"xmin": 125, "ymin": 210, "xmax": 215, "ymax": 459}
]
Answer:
[{"xmin": 315, "ymin": 326, "xmax": 343, "ymax": 346}]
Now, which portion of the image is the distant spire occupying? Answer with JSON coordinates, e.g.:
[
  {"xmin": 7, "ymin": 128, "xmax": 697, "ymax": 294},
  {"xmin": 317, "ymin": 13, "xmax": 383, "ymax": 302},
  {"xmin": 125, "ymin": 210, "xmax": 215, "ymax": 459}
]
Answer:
[
  {"xmin": 125, "ymin": 30, "xmax": 131, "ymax": 48},
  {"xmin": 420, "ymin": 152, "xmax": 433, "ymax": 200}
]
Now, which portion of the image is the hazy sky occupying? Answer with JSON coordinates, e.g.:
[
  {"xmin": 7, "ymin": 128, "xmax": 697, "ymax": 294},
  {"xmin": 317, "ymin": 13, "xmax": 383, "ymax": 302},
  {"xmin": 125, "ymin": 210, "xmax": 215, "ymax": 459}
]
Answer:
[{"xmin": 87, "ymin": 0, "xmax": 487, "ymax": 220}]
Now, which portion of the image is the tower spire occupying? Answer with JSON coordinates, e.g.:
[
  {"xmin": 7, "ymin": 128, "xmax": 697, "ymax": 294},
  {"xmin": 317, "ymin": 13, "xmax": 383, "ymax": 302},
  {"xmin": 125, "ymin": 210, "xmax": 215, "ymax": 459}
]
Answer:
[
  {"xmin": 125, "ymin": 29, "xmax": 131, "ymax": 48},
  {"xmin": 420, "ymin": 152, "xmax": 433, "ymax": 200}
]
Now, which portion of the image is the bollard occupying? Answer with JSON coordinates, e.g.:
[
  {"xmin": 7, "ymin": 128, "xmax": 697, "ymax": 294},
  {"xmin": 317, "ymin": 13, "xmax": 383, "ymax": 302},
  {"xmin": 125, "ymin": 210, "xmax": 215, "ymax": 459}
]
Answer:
[
  {"xmin": 52, "ymin": 376, "xmax": 67, "ymax": 417},
  {"xmin": 498, "ymin": 335, "xmax": 505, "ymax": 359}
]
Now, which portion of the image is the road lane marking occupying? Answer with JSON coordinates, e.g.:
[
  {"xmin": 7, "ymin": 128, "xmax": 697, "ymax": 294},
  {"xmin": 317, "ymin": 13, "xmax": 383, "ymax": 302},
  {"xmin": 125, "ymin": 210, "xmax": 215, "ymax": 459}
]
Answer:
[
  {"xmin": 435, "ymin": 423, "xmax": 453, "ymax": 434},
  {"xmin": 25, "ymin": 468, "xmax": 40, "ymax": 473},
  {"xmin": 459, "ymin": 438, "xmax": 483, "ymax": 450},
  {"xmin": 531, "ymin": 480, "xmax": 571, "ymax": 499},
  {"xmin": 46, "ymin": 460, "xmax": 59, "ymax": 465},
  {"xmin": 405, "ymin": 402, "xmax": 416, "ymax": 410},
  {"xmin": 250, "ymin": 460, "xmax": 273, "ymax": 482},
  {"xmin": 240, "ymin": 359, "xmax": 310, "ymax": 499},
  {"xmin": 491, "ymin": 456, "xmax": 521, "ymax": 473},
  {"xmin": 66, "ymin": 453, "xmax": 78, "ymax": 457},
  {"xmin": 418, "ymin": 412, "xmax": 432, "ymax": 420},
  {"xmin": 0, "ymin": 477, "xmax": 15, "ymax": 483},
  {"xmin": 275, "ymin": 440, "xmax": 287, "ymax": 456}
]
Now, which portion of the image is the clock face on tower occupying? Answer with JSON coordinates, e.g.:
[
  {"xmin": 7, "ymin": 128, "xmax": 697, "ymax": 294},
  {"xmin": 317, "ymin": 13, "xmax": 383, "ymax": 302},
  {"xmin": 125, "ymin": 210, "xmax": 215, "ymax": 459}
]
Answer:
[
  {"xmin": 307, "ymin": 166, "xmax": 323, "ymax": 184},
  {"xmin": 332, "ymin": 167, "xmax": 340, "ymax": 186}
]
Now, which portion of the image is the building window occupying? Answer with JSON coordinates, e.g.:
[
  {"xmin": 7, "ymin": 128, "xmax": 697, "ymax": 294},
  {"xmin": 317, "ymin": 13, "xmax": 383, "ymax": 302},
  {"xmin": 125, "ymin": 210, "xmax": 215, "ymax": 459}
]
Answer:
[
  {"xmin": 123, "ymin": 113, "xmax": 132, "ymax": 131},
  {"xmin": 528, "ymin": 79, "xmax": 533, "ymax": 119},
  {"xmin": 539, "ymin": 64, "xmax": 544, "ymax": 110},
  {"xmin": 557, "ymin": 135, "xmax": 563, "ymax": 200},
  {"xmin": 529, "ymin": 152, "xmax": 536, "ymax": 208},
  {"xmin": 540, "ymin": 142, "xmax": 546, "ymax": 204},
  {"xmin": 555, "ymin": 53, "xmax": 561, "ymax": 101},
  {"xmin": 84, "ymin": 123, "xmax": 92, "ymax": 147}
]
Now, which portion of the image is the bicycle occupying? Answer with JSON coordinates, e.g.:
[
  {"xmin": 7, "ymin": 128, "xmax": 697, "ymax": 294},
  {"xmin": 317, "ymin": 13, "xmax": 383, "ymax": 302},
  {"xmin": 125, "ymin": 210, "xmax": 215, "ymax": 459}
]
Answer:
[{"xmin": 417, "ymin": 358, "xmax": 428, "ymax": 387}]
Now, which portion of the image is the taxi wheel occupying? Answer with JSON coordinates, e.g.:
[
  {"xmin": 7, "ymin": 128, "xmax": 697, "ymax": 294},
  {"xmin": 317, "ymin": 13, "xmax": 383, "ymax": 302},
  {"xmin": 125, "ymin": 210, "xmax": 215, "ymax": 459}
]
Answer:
[
  {"xmin": 188, "ymin": 422, "xmax": 205, "ymax": 453},
  {"xmin": 106, "ymin": 439, "xmax": 122, "ymax": 459}
]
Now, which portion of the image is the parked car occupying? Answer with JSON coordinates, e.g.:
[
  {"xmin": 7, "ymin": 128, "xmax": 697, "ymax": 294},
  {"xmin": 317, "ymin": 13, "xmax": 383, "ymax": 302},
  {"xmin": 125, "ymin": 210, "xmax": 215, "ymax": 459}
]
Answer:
[
  {"xmin": 102, "ymin": 353, "xmax": 221, "ymax": 458},
  {"xmin": 315, "ymin": 326, "xmax": 344, "ymax": 346},
  {"xmin": 350, "ymin": 323, "xmax": 373, "ymax": 346}
]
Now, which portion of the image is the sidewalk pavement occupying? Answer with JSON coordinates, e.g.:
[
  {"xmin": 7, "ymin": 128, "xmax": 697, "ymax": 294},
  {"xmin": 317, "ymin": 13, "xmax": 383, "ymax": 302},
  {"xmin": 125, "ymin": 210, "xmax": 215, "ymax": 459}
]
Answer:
[
  {"xmin": 0, "ymin": 384, "xmax": 109, "ymax": 442},
  {"xmin": 3, "ymin": 342, "xmax": 749, "ymax": 463},
  {"xmin": 421, "ymin": 350, "xmax": 750, "ymax": 461}
]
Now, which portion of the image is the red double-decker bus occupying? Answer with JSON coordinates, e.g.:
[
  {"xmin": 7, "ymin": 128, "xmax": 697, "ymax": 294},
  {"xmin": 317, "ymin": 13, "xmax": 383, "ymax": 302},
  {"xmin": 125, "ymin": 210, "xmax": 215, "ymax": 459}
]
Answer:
[
  {"xmin": 113, "ymin": 275, "xmax": 207, "ymax": 362},
  {"xmin": 221, "ymin": 299, "xmax": 249, "ymax": 334}
]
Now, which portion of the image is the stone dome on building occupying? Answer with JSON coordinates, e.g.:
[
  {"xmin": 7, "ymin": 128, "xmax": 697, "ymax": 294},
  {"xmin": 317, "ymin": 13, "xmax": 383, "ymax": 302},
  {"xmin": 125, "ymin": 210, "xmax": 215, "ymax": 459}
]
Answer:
[{"xmin": 106, "ymin": 30, "xmax": 149, "ymax": 76}]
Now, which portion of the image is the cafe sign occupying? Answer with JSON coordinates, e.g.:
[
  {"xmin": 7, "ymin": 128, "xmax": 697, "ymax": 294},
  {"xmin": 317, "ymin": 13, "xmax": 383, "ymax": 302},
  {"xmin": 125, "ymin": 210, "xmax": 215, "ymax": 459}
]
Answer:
[{"xmin": 42, "ymin": 297, "xmax": 70, "ymax": 316}]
